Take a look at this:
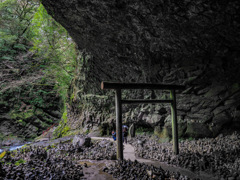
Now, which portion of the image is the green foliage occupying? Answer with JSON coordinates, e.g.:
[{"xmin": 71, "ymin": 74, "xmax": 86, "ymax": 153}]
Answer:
[
  {"xmin": 187, "ymin": 137, "xmax": 194, "ymax": 141},
  {"xmin": 0, "ymin": 151, "xmax": 6, "ymax": 159},
  {"xmin": 30, "ymin": 4, "xmax": 77, "ymax": 103},
  {"xmin": 136, "ymin": 127, "xmax": 154, "ymax": 135},
  {"xmin": 61, "ymin": 125, "xmax": 70, "ymax": 136},
  {"xmin": 0, "ymin": 0, "xmax": 78, "ymax": 140},
  {"xmin": 62, "ymin": 110, "xmax": 68, "ymax": 123},
  {"xmin": 85, "ymin": 129, "xmax": 90, "ymax": 134},
  {"xmin": 52, "ymin": 121, "xmax": 70, "ymax": 138},
  {"xmin": 28, "ymin": 88, "xmax": 54, "ymax": 108},
  {"xmin": 15, "ymin": 159, "xmax": 26, "ymax": 166},
  {"xmin": 1, "ymin": 0, "xmax": 77, "ymax": 102},
  {"xmin": 18, "ymin": 119, "xmax": 27, "ymax": 126},
  {"xmin": 0, "ymin": 133, "xmax": 4, "ymax": 142},
  {"xmin": 0, "ymin": 0, "xmax": 38, "ymax": 61},
  {"xmin": 52, "ymin": 109, "xmax": 70, "ymax": 138},
  {"xmin": 10, "ymin": 109, "xmax": 34, "ymax": 120},
  {"xmin": 70, "ymin": 93, "xmax": 75, "ymax": 101}
]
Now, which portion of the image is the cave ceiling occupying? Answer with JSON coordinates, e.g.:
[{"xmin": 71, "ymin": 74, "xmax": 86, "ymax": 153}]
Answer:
[{"xmin": 42, "ymin": 0, "xmax": 240, "ymax": 83}]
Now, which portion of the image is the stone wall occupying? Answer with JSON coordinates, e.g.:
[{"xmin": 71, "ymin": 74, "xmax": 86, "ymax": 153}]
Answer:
[{"xmin": 42, "ymin": 0, "xmax": 240, "ymax": 138}]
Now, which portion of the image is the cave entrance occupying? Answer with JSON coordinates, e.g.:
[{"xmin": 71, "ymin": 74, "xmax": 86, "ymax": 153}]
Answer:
[{"xmin": 101, "ymin": 81, "xmax": 185, "ymax": 160}]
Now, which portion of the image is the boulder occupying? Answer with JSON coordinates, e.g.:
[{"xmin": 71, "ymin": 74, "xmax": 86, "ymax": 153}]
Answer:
[
  {"xmin": 185, "ymin": 122, "xmax": 212, "ymax": 138},
  {"xmin": 99, "ymin": 139, "xmax": 109, "ymax": 147},
  {"xmin": 147, "ymin": 114, "xmax": 162, "ymax": 125},
  {"xmin": 72, "ymin": 136, "xmax": 92, "ymax": 147},
  {"xmin": 210, "ymin": 111, "xmax": 232, "ymax": 136}
]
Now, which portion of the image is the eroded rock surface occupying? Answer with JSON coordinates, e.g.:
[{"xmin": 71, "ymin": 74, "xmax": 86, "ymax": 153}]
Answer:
[{"xmin": 42, "ymin": 0, "xmax": 240, "ymax": 138}]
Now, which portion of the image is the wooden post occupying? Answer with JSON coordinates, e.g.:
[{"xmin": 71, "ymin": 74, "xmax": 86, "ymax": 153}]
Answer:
[
  {"xmin": 170, "ymin": 90, "xmax": 179, "ymax": 155},
  {"xmin": 101, "ymin": 82, "xmax": 184, "ymax": 156},
  {"xmin": 115, "ymin": 89, "xmax": 123, "ymax": 160}
]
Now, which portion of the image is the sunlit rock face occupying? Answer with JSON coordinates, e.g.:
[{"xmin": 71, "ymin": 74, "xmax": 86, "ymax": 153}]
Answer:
[{"xmin": 42, "ymin": 0, "xmax": 240, "ymax": 138}]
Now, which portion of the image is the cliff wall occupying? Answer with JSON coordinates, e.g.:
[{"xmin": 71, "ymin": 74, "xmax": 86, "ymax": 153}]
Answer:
[{"xmin": 42, "ymin": 0, "xmax": 240, "ymax": 138}]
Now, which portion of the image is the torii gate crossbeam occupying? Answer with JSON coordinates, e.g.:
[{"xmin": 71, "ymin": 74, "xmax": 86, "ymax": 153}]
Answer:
[{"xmin": 101, "ymin": 81, "xmax": 185, "ymax": 160}]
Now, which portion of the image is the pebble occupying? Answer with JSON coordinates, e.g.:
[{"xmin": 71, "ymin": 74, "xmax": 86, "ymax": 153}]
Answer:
[
  {"xmin": 103, "ymin": 159, "xmax": 190, "ymax": 180},
  {"xmin": 129, "ymin": 132, "xmax": 240, "ymax": 179},
  {"xmin": 0, "ymin": 135, "xmax": 116, "ymax": 179}
]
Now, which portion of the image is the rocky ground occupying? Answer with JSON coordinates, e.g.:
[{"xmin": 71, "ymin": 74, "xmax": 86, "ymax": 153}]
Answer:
[
  {"xmin": 0, "ymin": 135, "xmax": 192, "ymax": 180},
  {"xmin": 103, "ymin": 159, "xmax": 189, "ymax": 180},
  {"xmin": 129, "ymin": 132, "xmax": 240, "ymax": 180},
  {"xmin": 0, "ymin": 135, "xmax": 116, "ymax": 180},
  {"xmin": 1, "ymin": 133, "xmax": 239, "ymax": 179}
]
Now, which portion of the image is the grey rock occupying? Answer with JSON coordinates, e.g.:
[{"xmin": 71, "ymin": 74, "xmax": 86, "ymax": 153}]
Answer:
[
  {"xmin": 185, "ymin": 122, "xmax": 212, "ymax": 138},
  {"xmin": 129, "ymin": 123, "xmax": 135, "ymax": 138}
]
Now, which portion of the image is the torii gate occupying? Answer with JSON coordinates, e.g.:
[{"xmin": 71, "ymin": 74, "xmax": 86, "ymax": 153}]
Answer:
[{"xmin": 101, "ymin": 81, "xmax": 185, "ymax": 160}]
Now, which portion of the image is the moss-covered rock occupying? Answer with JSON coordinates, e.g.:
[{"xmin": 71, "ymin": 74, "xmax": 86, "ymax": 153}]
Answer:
[{"xmin": 0, "ymin": 82, "xmax": 62, "ymax": 140}]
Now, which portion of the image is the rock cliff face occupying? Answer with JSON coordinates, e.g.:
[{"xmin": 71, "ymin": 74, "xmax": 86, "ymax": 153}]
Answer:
[
  {"xmin": 0, "ymin": 81, "xmax": 62, "ymax": 140},
  {"xmin": 42, "ymin": 0, "xmax": 240, "ymax": 138},
  {"xmin": 0, "ymin": 53, "xmax": 62, "ymax": 141}
]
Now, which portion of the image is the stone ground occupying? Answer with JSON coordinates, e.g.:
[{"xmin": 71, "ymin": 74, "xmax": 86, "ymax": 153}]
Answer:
[
  {"xmin": 79, "ymin": 160, "xmax": 116, "ymax": 180},
  {"xmin": 90, "ymin": 137, "xmax": 217, "ymax": 180},
  {"xmin": 21, "ymin": 135, "xmax": 218, "ymax": 180}
]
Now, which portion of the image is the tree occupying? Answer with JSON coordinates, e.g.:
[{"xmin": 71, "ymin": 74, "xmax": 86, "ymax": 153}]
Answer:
[
  {"xmin": 0, "ymin": 0, "xmax": 78, "ymax": 139},
  {"xmin": 0, "ymin": 0, "xmax": 38, "ymax": 62},
  {"xmin": 30, "ymin": 4, "xmax": 77, "ymax": 102}
]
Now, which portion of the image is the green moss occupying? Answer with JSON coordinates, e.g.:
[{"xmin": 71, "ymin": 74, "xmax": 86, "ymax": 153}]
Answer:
[
  {"xmin": 52, "ymin": 117, "xmax": 69, "ymax": 138},
  {"xmin": 40, "ymin": 121, "xmax": 48, "ymax": 128},
  {"xmin": 45, "ymin": 118, "xmax": 53, "ymax": 124},
  {"xmin": 85, "ymin": 129, "xmax": 90, "ymax": 134},
  {"xmin": 21, "ymin": 144, "xmax": 30, "ymax": 149},
  {"xmin": 15, "ymin": 159, "xmax": 26, "ymax": 166},
  {"xmin": 0, "ymin": 151, "xmax": 6, "ymax": 159},
  {"xmin": 61, "ymin": 125, "xmax": 70, "ymax": 136},
  {"xmin": 154, "ymin": 127, "xmax": 170, "ymax": 143},
  {"xmin": 70, "ymin": 93, "xmax": 75, "ymax": 101},
  {"xmin": 136, "ymin": 127, "xmax": 154, "ymax": 135},
  {"xmin": 62, "ymin": 110, "xmax": 67, "ymax": 123},
  {"xmin": 0, "ymin": 133, "xmax": 4, "ymax": 141},
  {"xmin": 34, "ymin": 108, "xmax": 43, "ymax": 115},
  {"xmin": 10, "ymin": 109, "xmax": 34, "ymax": 120},
  {"xmin": 17, "ymin": 119, "xmax": 26, "ymax": 126}
]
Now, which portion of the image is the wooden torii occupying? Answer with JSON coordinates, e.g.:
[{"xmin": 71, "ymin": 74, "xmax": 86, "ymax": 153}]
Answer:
[{"xmin": 101, "ymin": 81, "xmax": 185, "ymax": 160}]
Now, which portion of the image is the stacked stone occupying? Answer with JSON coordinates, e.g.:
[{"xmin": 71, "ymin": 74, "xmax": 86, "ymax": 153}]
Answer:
[
  {"xmin": 1, "ymin": 150, "xmax": 84, "ymax": 180},
  {"xmin": 0, "ymin": 137, "xmax": 117, "ymax": 179},
  {"xmin": 129, "ymin": 132, "xmax": 240, "ymax": 179},
  {"xmin": 0, "ymin": 137, "xmax": 190, "ymax": 180},
  {"xmin": 103, "ymin": 159, "xmax": 189, "ymax": 180}
]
